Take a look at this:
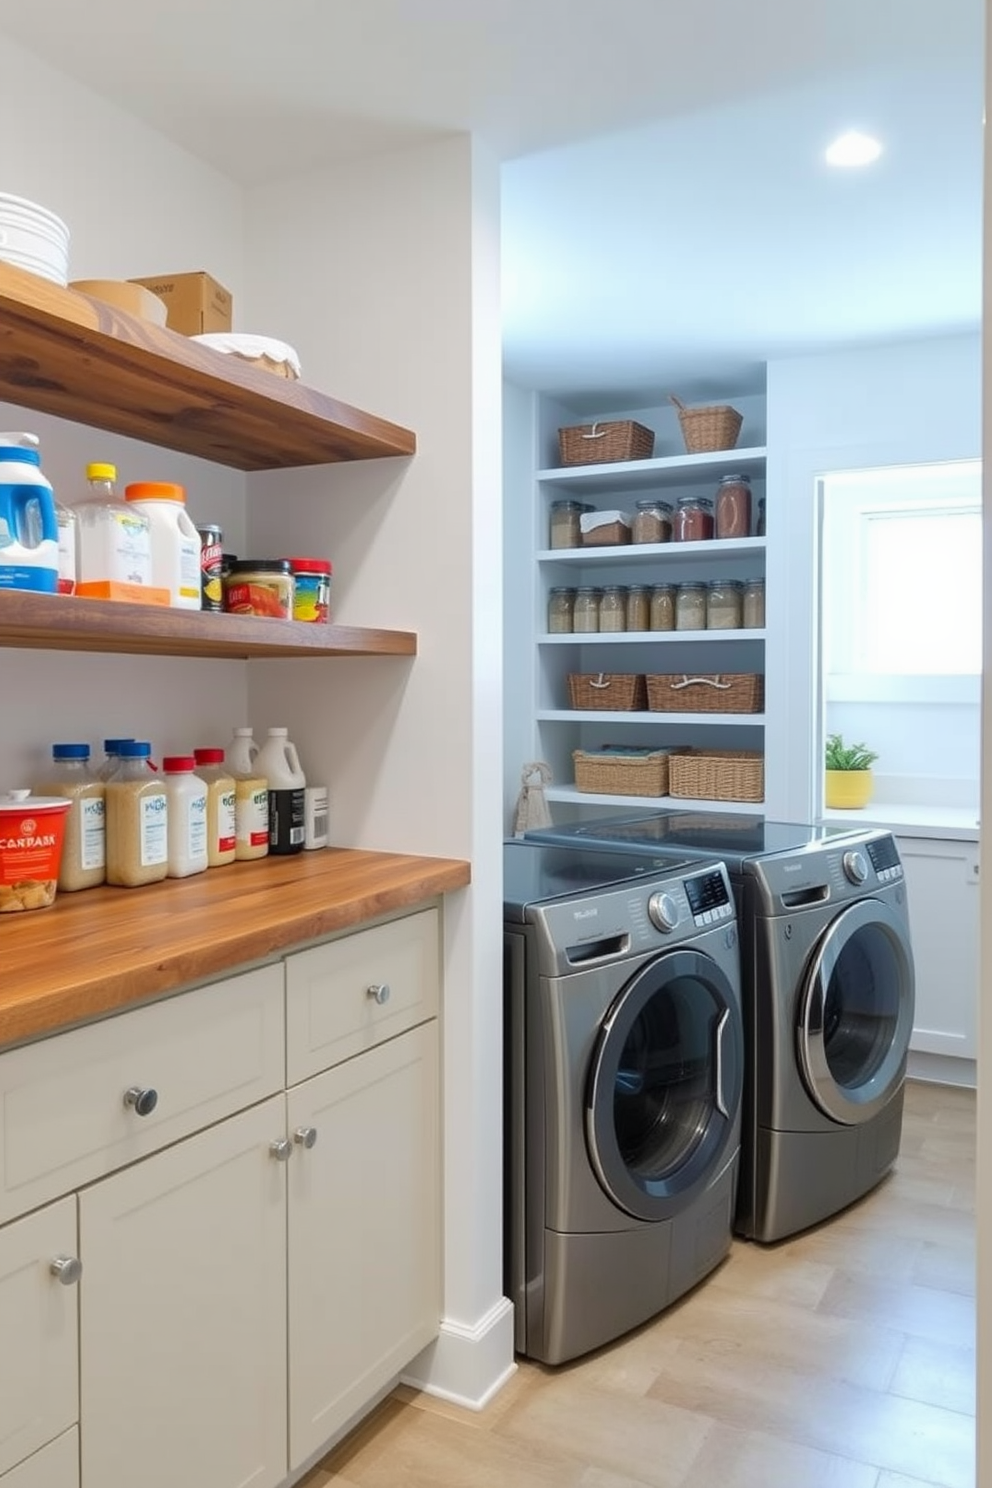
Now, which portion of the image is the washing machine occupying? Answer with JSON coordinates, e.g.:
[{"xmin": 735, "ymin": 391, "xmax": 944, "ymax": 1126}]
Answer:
[
  {"xmin": 524, "ymin": 813, "xmax": 916, "ymax": 1243},
  {"xmin": 503, "ymin": 839, "xmax": 744, "ymax": 1365}
]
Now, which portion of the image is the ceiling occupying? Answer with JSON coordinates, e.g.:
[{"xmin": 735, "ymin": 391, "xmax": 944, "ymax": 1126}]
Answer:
[{"xmin": 0, "ymin": 0, "xmax": 984, "ymax": 407}]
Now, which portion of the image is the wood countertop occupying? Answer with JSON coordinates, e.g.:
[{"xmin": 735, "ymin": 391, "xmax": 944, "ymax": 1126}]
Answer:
[{"xmin": 0, "ymin": 849, "xmax": 471, "ymax": 1049}]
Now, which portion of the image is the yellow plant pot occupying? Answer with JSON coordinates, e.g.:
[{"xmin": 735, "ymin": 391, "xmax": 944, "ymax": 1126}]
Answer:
[{"xmin": 825, "ymin": 769, "xmax": 873, "ymax": 810}]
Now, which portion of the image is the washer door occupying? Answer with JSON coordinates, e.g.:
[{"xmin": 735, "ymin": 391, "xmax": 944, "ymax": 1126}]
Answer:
[
  {"xmin": 585, "ymin": 948, "xmax": 743, "ymax": 1222},
  {"xmin": 797, "ymin": 898, "xmax": 915, "ymax": 1125}
]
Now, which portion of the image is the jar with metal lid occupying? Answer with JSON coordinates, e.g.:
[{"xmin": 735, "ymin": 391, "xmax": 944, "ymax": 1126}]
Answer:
[
  {"xmin": 673, "ymin": 495, "xmax": 714, "ymax": 542},
  {"xmin": 632, "ymin": 499, "xmax": 673, "ymax": 544},
  {"xmin": 598, "ymin": 584, "xmax": 628, "ymax": 633},
  {"xmin": 714, "ymin": 474, "xmax": 752, "ymax": 540},
  {"xmin": 756, "ymin": 497, "xmax": 766, "ymax": 537},
  {"xmin": 625, "ymin": 584, "xmax": 651, "ymax": 632},
  {"xmin": 649, "ymin": 583, "xmax": 676, "ymax": 631},
  {"xmin": 675, "ymin": 581, "xmax": 707, "ymax": 631},
  {"xmin": 573, "ymin": 587, "xmax": 601, "ymax": 633},
  {"xmin": 706, "ymin": 578, "xmax": 744, "ymax": 629},
  {"xmin": 549, "ymin": 499, "xmax": 582, "ymax": 549},
  {"xmin": 743, "ymin": 577, "xmax": 766, "ymax": 629},
  {"xmin": 547, "ymin": 586, "xmax": 576, "ymax": 633}
]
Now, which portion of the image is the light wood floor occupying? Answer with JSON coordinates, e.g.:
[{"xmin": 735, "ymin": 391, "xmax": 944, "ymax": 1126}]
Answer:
[{"xmin": 303, "ymin": 1079, "xmax": 975, "ymax": 1488}]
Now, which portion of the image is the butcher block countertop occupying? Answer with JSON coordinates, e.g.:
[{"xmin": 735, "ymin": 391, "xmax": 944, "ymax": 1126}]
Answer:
[{"xmin": 0, "ymin": 848, "xmax": 471, "ymax": 1050}]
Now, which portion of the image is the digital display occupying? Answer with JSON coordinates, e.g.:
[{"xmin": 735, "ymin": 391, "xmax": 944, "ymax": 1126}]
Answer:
[
  {"xmin": 684, "ymin": 870, "xmax": 730, "ymax": 916},
  {"xmin": 866, "ymin": 836, "xmax": 901, "ymax": 873}
]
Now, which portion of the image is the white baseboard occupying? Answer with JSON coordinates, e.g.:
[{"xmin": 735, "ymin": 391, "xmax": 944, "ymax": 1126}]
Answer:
[
  {"xmin": 907, "ymin": 1053, "xmax": 977, "ymax": 1089},
  {"xmin": 400, "ymin": 1296, "xmax": 517, "ymax": 1410}
]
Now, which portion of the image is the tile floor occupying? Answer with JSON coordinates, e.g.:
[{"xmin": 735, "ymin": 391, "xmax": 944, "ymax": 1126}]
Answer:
[{"xmin": 303, "ymin": 1079, "xmax": 975, "ymax": 1488}]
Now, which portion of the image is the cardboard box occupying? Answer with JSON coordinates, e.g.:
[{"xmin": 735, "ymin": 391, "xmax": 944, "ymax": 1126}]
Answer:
[{"xmin": 127, "ymin": 271, "xmax": 233, "ymax": 336}]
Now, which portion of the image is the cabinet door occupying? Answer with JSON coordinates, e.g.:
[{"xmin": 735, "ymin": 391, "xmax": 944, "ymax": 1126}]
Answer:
[
  {"xmin": 898, "ymin": 837, "xmax": 979, "ymax": 1060},
  {"xmin": 286, "ymin": 1022, "xmax": 439, "ymax": 1467},
  {"xmin": 79, "ymin": 1097, "xmax": 287, "ymax": 1488},
  {"xmin": 0, "ymin": 1429, "xmax": 78, "ymax": 1488},
  {"xmin": 0, "ymin": 1198, "xmax": 78, "ymax": 1477}
]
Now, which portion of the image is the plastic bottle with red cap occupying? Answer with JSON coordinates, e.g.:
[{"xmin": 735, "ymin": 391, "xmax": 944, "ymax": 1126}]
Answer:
[
  {"xmin": 162, "ymin": 756, "xmax": 208, "ymax": 877},
  {"xmin": 192, "ymin": 748, "xmax": 237, "ymax": 867}
]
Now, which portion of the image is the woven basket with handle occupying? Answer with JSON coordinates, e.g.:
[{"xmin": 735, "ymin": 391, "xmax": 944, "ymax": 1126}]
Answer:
[
  {"xmin": 568, "ymin": 673, "xmax": 647, "ymax": 711},
  {"xmin": 645, "ymin": 673, "xmax": 763, "ymax": 714},
  {"xmin": 558, "ymin": 420, "xmax": 654, "ymax": 466},
  {"xmin": 668, "ymin": 749, "xmax": 764, "ymax": 802},
  {"xmin": 670, "ymin": 396, "xmax": 743, "ymax": 454}
]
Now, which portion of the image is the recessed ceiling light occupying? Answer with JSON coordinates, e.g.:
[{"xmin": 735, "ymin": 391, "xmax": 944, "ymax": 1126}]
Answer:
[{"xmin": 825, "ymin": 131, "xmax": 883, "ymax": 168}]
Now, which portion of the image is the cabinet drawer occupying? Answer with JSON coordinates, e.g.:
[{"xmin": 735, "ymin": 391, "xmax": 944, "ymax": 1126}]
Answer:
[
  {"xmin": 0, "ymin": 965, "xmax": 285, "ymax": 1225},
  {"xmin": 286, "ymin": 909, "xmax": 439, "ymax": 1083},
  {"xmin": 0, "ymin": 1200, "xmax": 78, "ymax": 1477},
  {"xmin": 0, "ymin": 1429, "xmax": 78, "ymax": 1488}
]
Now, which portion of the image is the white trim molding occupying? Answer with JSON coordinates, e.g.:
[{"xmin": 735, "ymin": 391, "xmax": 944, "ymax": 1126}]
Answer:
[{"xmin": 400, "ymin": 1296, "xmax": 517, "ymax": 1411}]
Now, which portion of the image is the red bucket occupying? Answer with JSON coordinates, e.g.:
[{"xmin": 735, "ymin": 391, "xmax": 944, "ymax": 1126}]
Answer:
[{"xmin": 0, "ymin": 791, "xmax": 71, "ymax": 912}]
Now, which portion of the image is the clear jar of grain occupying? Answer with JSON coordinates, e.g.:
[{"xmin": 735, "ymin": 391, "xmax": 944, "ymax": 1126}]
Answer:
[
  {"xmin": 625, "ymin": 584, "xmax": 651, "ymax": 632},
  {"xmin": 34, "ymin": 742, "xmax": 105, "ymax": 891},
  {"xmin": 714, "ymin": 474, "xmax": 752, "ymax": 539},
  {"xmin": 547, "ymin": 586, "xmax": 576, "ymax": 633},
  {"xmin": 706, "ymin": 578, "xmax": 744, "ymax": 629},
  {"xmin": 573, "ymin": 587, "xmax": 601, "ymax": 633},
  {"xmin": 598, "ymin": 585, "xmax": 628, "ymax": 632},
  {"xmin": 649, "ymin": 583, "xmax": 677, "ymax": 631},
  {"xmin": 675, "ymin": 582, "xmax": 708, "ymax": 631},
  {"xmin": 105, "ymin": 741, "xmax": 168, "ymax": 887},
  {"xmin": 743, "ymin": 577, "xmax": 766, "ymax": 628},
  {"xmin": 632, "ymin": 499, "xmax": 673, "ymax": 544},
  {"xmin": 549, "ymin": 499, "xmax": 583, "ymax": 549}
]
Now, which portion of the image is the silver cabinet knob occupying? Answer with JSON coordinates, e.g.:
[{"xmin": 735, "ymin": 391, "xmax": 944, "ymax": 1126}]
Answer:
[
  {"xmin": 367, "ymin": 982, "xmax": 391, "ymax": 1006},
  {"xmin": 123, "ymin": 1086, "xmax": 158, "ymax": 1117},
  {"xmin": 294, "ymin": 1126, "xmax": 318, "ymax": 1149},
  {"xmin": 50, "ymin": 1256, "xmax": 82, "ymax": 1286},
  {"xmin": 269, "ymin": 1138, "xmax": 293, "ymax": 1162}
]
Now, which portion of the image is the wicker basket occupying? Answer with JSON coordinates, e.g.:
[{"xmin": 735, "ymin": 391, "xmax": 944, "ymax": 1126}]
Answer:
[
  {"xmin": 645, "ymin": 673, "xmax": 764, "ymax": 714},
  {"xmin": 670, "ymin": 396, "xmax": 743, "ymax": 454},
  {"xmin": 573, "ymin": 748, "xmax": 671, "ymax": 797},
  {"xmin": 568, "ymin": 673, "xmax": 647, "ymax": 711},
  {"xmin": 558, "ymin": 420, "xmax": 654, "ymax": 466},
  {"xmin": 668, "ymin": 749, "xmax": 764, "ymax": 803}
]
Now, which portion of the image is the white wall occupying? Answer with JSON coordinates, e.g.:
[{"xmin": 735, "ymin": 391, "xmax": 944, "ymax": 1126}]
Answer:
[
  {"xmin": 0, "ymin": 34, "xmax": 248, "ymax": 789},
  {"xmin": 243, "ymin": 137, "xmax": 513, "ymax": 1405},
  {"xmin": 502, "ymin": 380, "xmax": 538, "ymax": 832},
  {"xmin": 764, "ymin": 331, "xmax": 981, "ymax": 822}
]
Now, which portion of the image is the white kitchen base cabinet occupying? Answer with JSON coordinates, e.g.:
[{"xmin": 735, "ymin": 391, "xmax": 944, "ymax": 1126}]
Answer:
[
  {"xmin": 79, "ymin": 1096, "xmax": 288, "ymax": 1488},
  {"xmin": 287, "ymin": 1021, "xmax": 440, "ymax": 1468},
  {"xmin": 0, "ymin": 1431, "xmax": 78, "ymax": 1488},
  {"xmin": 0, "ymin": 1200, "xmax": 78, "ymax": 1478},
  {"xmin": 898, "ymin": 836, "xmax": 979, "ymax": 1064}
]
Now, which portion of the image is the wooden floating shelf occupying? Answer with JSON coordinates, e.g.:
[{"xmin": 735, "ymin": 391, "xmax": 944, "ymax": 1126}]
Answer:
[
  {"xmin": 0, "ymin": 261, "xmax": 416, "ymax": 470},
  {"xmin": 0, "ymin": 590, "xmax": 416, "ymax": 660}
]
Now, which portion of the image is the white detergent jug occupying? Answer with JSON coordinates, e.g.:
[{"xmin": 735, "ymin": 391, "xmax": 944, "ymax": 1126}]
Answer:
[
  {"xmin": 0, "ymin": 432, "xmax": 59, "ymax": 592},
  {"xmin": 254, "ymin": 727, "xmax": 306, "ymax": 856}
]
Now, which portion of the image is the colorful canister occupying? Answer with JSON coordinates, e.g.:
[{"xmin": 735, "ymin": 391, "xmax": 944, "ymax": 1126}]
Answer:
[
  {"xmin": 197, "ymin": 525, "xmax": 224, "ymax": 611},
  {"xmin": 288, "ymin": 556, "xmax": 332, "ymax": 624},
  {"xmin": 223, "ymin": 558, "xmax": 294, "ymax": 619},
  {"xmin": 0, "ymin": 433, "xmax": 59, "ymax": 593}
]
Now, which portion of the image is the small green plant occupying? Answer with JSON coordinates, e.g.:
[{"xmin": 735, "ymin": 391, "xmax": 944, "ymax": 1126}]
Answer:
[{"xmin": 825, "ymin": 733, "xmax": 879, "ymax": 772}]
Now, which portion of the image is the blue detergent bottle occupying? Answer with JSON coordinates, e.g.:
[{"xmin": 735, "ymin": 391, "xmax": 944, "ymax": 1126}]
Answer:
[{"xmin": 0, "ymin": 432, "xmax": 59, "ymax": 592}]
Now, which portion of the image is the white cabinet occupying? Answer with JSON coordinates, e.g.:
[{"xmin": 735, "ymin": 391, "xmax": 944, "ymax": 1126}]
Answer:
[
  {"xmin": 0, "ymin": 1200, "xmax": 78, "ymax": 1478},
  {"xmin": 79, "ymin": 1096, "xmax": 288, "ymax": 1488},
  {"xmin": 287, "ymin": 1023, "xmax": 439, "ymax": 1464},
  {"xmin": 0, "ymin": 1431, "xmax": 78, "ymax": 1488},
  {"xmin": 898, "ymin": 836, "xmax": 979, "ymax": 1062},
  {"xmin": 533, "ymin": 445, "xmax": 767, "ymax": 814}
]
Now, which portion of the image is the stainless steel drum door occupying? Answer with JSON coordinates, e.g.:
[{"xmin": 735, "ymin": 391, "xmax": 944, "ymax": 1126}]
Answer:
[
  {"xmin": 798, "ymin": 898, "xmax": 915, "ymax": 1124},
  {"xmin": 585, "ymin": 949, "xmax": 742, "ymax": 1222}
]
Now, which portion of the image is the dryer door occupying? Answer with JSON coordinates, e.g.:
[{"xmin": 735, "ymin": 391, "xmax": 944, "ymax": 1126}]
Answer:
[
  {"xmin": 585, "ymin": 948, "xmax": 743, "ymax": 1223},
  {"xmin": 798, "ymin": 898, "xmax": 915, "ymax": 1125}
]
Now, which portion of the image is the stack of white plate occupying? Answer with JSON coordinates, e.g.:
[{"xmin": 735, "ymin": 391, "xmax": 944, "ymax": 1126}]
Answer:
[{"xmin": 0, "ymin": 193, "xmax": 70, "ymax": 286}]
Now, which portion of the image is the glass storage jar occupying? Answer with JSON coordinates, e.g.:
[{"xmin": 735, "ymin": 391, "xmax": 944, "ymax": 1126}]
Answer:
[
  {"xmin": 549, "ymin": 499, "xmax": 582, "ymax": 549},
  {"xmin": 598, "ymin": 584, "xmax": 628, "ymax": 632},
  {"xmin": 706, "ymin": 578, "xmax": 744, "ymax": 629},
  {"xmin": 742, "ymin": 577, "xmax": 766, "ymax": 628},
  {"xmin": 632, "ymin": 499, "xmax": 673, "ymax": 544},
  {"xmin": 673, "ymin": 495, "xmax": 714, "ymax": 542},
  {"xmin": 675, "ymin": 581, "xmax": 707, "ymax": 631},
  {"xmin": 649, "ymin": 583, "xmax": 677, "ymax": 631},
  {"xmin": 573, "ymin": 587, "xmax": 601, "ymax": 633},
  {"xmin": 756, "ymin": 497, "xmax": 766, "ymax": 537},
  {"xmin": 547, "ymin": 586, "xmax": 576, "ymax": 633},
  {"xmin": 714, "ymin": 474, "xmax": 752, "ymax": 539},
  {"xmin": 625, "ymin": 584, "xmax": 651, "ymax": 632}
]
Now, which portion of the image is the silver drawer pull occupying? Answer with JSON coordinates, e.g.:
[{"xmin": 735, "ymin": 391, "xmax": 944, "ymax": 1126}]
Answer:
[
  {"xmin": 367, "ymin": 983, "xmax": 391, "ymax": 1006},
  {"xmin": 269, "ymin": 1138, "xmax": 293, "ymax": 1162},
  {"xmin": 123, "ymin": 1086, "xmax": 158, "ymax": 1117},
  {"xmin": 50, "ymin": 1256, "xmax": 82, "ymax": 1286},
  {"xmin": 294, "ymin": 1126, "xmax": 318, "ymax": 1150}
]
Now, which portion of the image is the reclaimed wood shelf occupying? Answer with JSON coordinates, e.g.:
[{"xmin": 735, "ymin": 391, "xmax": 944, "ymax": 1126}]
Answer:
[
  {"xmin": 0, "ymin": 260, "xmax": 416, "ymax": 470},
  {"xmin": 0, "ymin": 590, "xmax": 416, "ymax": 660}
]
